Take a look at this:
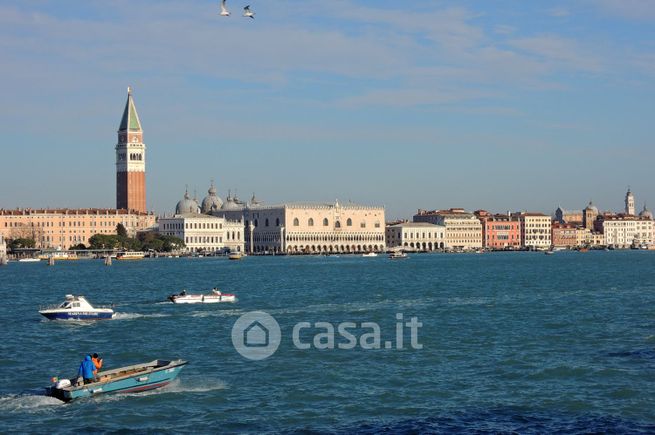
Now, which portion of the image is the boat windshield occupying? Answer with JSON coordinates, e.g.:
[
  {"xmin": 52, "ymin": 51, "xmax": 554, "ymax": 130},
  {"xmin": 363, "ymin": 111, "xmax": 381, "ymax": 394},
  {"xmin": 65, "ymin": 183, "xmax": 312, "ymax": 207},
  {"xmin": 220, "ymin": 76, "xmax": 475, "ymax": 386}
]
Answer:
[{"xmin": 59, "ymin": 302, "xmax": 71, "ymax": 309}]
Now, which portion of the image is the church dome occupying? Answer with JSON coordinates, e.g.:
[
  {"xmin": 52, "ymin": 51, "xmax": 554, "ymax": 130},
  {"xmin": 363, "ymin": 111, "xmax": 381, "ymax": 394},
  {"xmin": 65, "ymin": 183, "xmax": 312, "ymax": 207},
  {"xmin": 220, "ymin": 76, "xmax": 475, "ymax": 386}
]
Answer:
[
  {"xmin": 201, "ymin": 181, "xmax": 223, "ymax": 213},
  {"xmin": 584, "ymin": 201, "xmax": 599, "ymax": 215},
  {"xmin": 221, "ymin": 191, "xmax": 243, "ymax": 211},
  {"xmin": 176, "ymin": 189, "xmax": 200, "ymax": 214},
  {"xmin": 640, "ymin": 205, "xmax": 653, "ymax": 220}
]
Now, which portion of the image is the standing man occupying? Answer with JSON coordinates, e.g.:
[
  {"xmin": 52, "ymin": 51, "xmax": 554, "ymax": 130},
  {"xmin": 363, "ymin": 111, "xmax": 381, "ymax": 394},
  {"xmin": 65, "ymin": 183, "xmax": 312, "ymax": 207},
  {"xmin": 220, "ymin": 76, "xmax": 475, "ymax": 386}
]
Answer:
[{"xmin": 77, "ymin": 355, "xmax": 96, "ymax": 385}]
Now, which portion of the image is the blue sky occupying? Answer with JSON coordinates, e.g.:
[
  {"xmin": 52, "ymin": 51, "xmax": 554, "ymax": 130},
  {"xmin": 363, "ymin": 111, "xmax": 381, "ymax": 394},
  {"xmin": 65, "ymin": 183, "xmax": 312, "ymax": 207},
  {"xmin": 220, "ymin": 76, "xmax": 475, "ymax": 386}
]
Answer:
[{"xmin": 0, "ymin": 0, "xmax": 654, "ymax": 219}]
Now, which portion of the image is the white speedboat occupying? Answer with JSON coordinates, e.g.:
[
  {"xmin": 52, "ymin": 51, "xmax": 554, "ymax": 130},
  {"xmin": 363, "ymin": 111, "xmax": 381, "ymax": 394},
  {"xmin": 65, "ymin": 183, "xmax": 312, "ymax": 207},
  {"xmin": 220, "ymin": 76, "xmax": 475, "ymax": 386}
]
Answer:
[
  {"xmin": 228, "ymin": 252, "xmax": 243, "ymax": 260},
  {"xmin": 39, "ymin": 295, "xmax": 115, "ymax": 320},
  {"xmin": 169, "ymin": 289, "xmax": 236, "ymax": 304},
  {"xmin": 388, "ymin": 251, "xmax": 408, "ymax": 260},
  {"xmin": 362, "ymin": 252, "xmax": 378, "ymax": 257},
  {"xmin": 19, "ymin": 258, "xmax": 41, "ymax": 263}
]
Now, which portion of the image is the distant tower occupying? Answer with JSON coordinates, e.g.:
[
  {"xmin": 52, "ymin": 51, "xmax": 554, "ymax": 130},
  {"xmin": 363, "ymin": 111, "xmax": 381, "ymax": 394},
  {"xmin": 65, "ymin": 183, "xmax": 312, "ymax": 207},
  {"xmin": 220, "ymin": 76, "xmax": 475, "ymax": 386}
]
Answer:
[
  {"xmin": 625, "ymin": 187, "xmax": 635, "ymax": 215},
  {"xmin": 116, "ymin": 87, "xmax": 146, "ymax": 213}
]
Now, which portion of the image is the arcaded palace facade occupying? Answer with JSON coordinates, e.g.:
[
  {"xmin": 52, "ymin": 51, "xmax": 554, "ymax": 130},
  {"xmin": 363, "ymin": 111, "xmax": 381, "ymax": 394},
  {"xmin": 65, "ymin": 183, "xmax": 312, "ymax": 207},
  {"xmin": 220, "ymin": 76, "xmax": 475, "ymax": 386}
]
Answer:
[{"xmin": 172, "ymin": 185, "xmax": 387, "ymax": 254}]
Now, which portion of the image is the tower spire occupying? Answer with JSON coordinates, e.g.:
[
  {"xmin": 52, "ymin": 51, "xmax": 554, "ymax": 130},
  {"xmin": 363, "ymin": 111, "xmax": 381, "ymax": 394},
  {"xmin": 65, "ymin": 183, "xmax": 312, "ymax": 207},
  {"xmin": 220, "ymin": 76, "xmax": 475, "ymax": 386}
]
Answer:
[{"xmin": 119, "ymin": 86, "xmax": 142, "ymax": 132}]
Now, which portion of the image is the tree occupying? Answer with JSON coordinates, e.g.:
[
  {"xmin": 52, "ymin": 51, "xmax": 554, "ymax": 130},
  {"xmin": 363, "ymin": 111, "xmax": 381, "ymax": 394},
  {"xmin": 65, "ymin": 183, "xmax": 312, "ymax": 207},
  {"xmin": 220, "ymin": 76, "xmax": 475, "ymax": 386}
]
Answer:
[
  {"xmin": 70, "ymin": 243, "xmax": 87, "ymax": 250},
  {"xmin": 116, "ymin": 223, "xmax": 128, "ymax": 239},
  {"xmin": 88, "ymin": 234, "xmax": 120, "ymax": 250},
  {"xmin": 9, "ymin": 238, "xmax": 36, "ymax": 250}
]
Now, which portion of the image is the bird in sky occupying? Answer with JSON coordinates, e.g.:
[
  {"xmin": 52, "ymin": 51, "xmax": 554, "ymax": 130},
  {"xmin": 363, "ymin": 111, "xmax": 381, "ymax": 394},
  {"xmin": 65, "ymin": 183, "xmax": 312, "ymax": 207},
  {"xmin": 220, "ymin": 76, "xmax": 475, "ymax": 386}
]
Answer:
[
  {"xmin": 243, "ymin": 5, "xmax": 255, "ymax": 19},
  {"xmin": 220, "ymin": 0, "xmax": 230, "ymax": 16}
]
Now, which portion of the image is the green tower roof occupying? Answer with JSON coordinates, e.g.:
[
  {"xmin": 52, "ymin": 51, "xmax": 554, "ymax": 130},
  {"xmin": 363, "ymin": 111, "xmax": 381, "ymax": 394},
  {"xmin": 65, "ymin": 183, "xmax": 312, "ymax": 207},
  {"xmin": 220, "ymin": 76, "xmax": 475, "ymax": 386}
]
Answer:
[{"xmin": 119, "ymin": 87, "xmax": 142, "ymax": 132}]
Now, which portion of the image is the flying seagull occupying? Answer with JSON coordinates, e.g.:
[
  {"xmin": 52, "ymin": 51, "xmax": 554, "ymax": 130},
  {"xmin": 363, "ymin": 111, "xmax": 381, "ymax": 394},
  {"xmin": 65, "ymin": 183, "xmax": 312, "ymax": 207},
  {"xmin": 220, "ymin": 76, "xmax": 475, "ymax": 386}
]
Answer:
[
  {"xmin": 243, "ymin": 5, "xmax": 255, "ymax": 19},
  {"xmin": 220, "ymin": 0, "xmax": 230, "ymax": 16}
]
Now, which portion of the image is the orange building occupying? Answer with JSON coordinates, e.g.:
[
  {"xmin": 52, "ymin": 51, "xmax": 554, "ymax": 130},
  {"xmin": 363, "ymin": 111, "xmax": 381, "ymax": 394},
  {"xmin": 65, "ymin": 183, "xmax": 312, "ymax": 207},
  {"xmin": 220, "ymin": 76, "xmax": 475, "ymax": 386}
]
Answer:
[
  {"xmin": 475, "ymin": 210, "xmax": 521, "ymax": 250},
  {"xmin": 0, "ymin": 208, "xmax": 155, "ymax": 250}
]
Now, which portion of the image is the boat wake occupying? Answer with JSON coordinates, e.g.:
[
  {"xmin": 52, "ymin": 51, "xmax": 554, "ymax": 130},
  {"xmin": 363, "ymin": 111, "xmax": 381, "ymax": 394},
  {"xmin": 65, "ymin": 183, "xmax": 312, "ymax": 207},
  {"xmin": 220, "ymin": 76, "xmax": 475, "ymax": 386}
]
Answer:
[
  {"xmin": 0, "ymin": 393, "xmax": 63, "ymax": 413},
  {"xmin": 112, "ymin": 312, "xmax": 172, "ymax": 321},
  {"xmin": 95, "ymin": 378, "xmax": 228, "ymax": 403}
]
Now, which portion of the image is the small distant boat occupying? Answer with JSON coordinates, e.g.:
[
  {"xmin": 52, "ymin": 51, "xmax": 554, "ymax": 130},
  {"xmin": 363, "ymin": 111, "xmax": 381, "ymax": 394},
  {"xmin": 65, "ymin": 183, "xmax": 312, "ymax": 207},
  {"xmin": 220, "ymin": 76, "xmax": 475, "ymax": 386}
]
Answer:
[
  {"xmin": 389, "ymin": 251, "xmax": 408, "ymax": 260},
  {"xmin": 116, "ymin": 251, "xmax": 145, "ymax": 261},
  {"xmin": 39, "ymin": 252, "xmax": 78, "ymax": 261},
  {"xmin": 169, "ymin": 288, "xmax": 236, "ymax": 304},
  {"xmin": 228, "ymin": 252, "xmax": 243, "ymax": 260},
  {"xmin": 545, "ymin": 250, "xmax": 555, "ymax": 255},
  {"xmin": 578, "ymin": 247, "xmax": 589, "ymax": 253},
  {"xmin": 362, "ymin": 252, "xmax": 378, "ymax": 257},
  {"xmin": 39, "ymin": 295, "xmax": 115, "ymax": 320},
  {"xmin": 46, "ymin": 359, "xmax": 188, "ymax": 402},
  {"xmin": 18, "ymin": 258, "xmax": 41, "ymax": 263}
]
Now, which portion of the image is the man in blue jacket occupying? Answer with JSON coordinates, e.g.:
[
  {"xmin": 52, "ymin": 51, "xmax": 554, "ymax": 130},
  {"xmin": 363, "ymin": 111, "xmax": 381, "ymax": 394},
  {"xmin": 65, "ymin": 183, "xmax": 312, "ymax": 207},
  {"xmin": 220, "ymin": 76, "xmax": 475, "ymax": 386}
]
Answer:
[{"xmin": 78, "ymin": 355, "xmax": 96, "ymax": 385}]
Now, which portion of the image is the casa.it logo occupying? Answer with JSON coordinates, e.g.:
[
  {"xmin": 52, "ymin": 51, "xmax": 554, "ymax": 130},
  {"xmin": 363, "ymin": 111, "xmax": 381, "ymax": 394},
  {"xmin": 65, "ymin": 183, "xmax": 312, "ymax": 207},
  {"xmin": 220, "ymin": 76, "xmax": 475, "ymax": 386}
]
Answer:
[{"xmin": 231, "ymin": 311, "xmax": 282, "ymax": 361}]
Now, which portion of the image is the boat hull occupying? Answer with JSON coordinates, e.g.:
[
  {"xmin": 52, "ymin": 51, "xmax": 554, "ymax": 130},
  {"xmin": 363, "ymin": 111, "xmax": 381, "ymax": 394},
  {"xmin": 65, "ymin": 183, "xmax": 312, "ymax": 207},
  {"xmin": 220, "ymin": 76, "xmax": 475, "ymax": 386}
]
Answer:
[
  {"xmin": 39, "ymin": 310, "xmax": 114, "ymax": 321},
  {"xmin": 46, "ymin": 359, "xmax": 187, "ymax": 402},
  {"xmin": 169, "ymin": 294, "xmax": 236, "ymax": 304}
]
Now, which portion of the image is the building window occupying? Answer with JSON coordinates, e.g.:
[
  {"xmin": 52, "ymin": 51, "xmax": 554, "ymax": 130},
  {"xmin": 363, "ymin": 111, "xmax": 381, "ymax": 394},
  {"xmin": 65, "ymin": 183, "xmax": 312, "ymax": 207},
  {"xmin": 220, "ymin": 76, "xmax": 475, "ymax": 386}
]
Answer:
[
  {"xmin": 323, "ymin": 218, "xmax": 329, "ymax": 226},
  {"xmin": 335, "ymin": 221, "xmax": 341, "ymax": 228},
  {"xmin": 293, "ymin": 218, "xmax": 299, "ymax": 226},
  {"xmin": 276, "ymin": 218, "xmax": 280, "ymax": 226},
  {"xmin": 308, "ymin": 218, "xmax": 314, "ymax": 226},
  {"xmin": 265, "ymin": 218, "xmax": 269, "ymax": 227},
  {"xmin": 347, "ymin": 218, "xmax": 352, "ymax": 226}
]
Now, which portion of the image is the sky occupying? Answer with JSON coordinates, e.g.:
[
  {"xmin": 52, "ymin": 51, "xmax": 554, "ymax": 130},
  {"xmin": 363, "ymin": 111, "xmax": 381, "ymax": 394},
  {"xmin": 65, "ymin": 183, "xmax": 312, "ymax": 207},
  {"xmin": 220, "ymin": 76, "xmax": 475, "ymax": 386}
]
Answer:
[{"xmin": 0, "ymin": 0, "xmax": 654, "ymax": 220}]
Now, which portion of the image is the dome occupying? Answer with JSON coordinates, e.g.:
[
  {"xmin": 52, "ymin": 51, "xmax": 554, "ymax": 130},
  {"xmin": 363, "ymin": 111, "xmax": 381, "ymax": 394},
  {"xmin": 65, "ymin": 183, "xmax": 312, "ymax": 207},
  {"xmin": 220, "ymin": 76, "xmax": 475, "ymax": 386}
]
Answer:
[
  {"xmin": 221, "ymin": 191, "xmax": 242, "ymax": 211},
  {"xmin": 639, "ymin": 205, "xmax": 653, "ymax": 220},
  {"xmin": 584, "ymin": 201, "xmax": 599, "ymax": 215},
  {"xmin": 201, "ymin": 181, "xmax": 223, "ymax": 213},
  {"xmin": 249, "ymin": 193, "xmax": 261, "ymax": 207},
  {"xmin": 176, "ymin": 189, "xmax": 200, "ymax": 214}
]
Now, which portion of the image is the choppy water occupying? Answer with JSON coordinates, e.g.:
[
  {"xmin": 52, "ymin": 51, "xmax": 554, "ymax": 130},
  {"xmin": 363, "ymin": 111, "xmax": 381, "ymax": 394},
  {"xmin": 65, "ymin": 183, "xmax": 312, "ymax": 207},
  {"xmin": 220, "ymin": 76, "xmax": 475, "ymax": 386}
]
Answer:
[{"xmin": 1, "ymin": 251, "xmax": 654, "ymax": 433}]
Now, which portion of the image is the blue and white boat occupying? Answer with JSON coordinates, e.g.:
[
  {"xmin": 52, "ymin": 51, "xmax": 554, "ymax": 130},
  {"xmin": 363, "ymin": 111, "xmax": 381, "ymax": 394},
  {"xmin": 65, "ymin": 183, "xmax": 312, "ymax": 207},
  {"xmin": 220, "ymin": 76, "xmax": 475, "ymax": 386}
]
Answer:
[
  {"xmin": 46, "ymin": 359, "xmax": 188, "ymax": 402},
  {"xmin": 39, "ymin": 295, "xmax": 115, "ymax": 320}
]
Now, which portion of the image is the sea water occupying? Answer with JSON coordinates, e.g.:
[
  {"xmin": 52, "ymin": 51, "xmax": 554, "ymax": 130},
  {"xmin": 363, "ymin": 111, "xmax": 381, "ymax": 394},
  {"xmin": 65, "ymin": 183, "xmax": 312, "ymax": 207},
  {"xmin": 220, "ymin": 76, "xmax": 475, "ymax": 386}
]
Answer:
[{"xmin": 0, "ymin": 251, "xmax": 654, "ymax": 433}]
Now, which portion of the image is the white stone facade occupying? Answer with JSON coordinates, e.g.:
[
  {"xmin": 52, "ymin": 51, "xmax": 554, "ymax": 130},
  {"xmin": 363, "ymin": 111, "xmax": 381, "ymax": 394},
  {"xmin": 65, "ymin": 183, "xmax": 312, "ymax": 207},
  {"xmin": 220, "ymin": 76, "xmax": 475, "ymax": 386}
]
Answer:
[
  {"xmin": 517, "ymin": 213, "xmax": 552, "ymax": 249},
  {"xmin": 602, "ymin": 217, "xmax": 654, "ymax": 248},
  {"xmin": 516, "ymin": 213, "xmax": 553, "ymax": 249},
  {"xmin": 158, "ymin": 213, "xmax": 244, "ymax": 253},
  {"xmin": 386, "ymin": 222, "xmax": 446, "ymax": 251},
  {"xmin": 413, "ymin": 209, "xmax": 482, "ymax": 249},
  {"xmin": 226, "ymin": 202, "xmax": 386, "ymax": 254}
]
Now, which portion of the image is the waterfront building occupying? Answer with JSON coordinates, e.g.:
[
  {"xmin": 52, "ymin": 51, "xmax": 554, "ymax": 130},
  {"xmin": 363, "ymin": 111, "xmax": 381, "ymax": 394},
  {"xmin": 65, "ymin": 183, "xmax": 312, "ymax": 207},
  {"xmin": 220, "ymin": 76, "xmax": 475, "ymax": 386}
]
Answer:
[
  {"xmin": 116, "ymin": 87, "xmax": 147, "ymax": 214},
  {"xmin": 413, "ymin": 209, "xmax": 482, "ymax": 250},
  {"xmin": 597, "ymin": 213, "xmax": 654, "ymax": 248},
  {"xmin": 583, "ymin": 201, "xmax": 600, "ymax": 230},
  {"xmin": 158, "ymin": 189, "xmax": 244, "ymax": 253},
  {"xmin": 552, "ymin": 222, "xmax": 578, "ymax": 248},
  {"xmin": 199, "ymin": 182, "xmax": 386, "ymax": 254},
  {"xmin": 555, "ymin": 207, "xmax": 583, "ymax": 225},
  {"xmin": 0, "ymin": 235, "xmax": 6, "ymax": 257},
  {"xmin": 0, "ymin": 208, "xmax": 156, "ymax": 249},
  {"xmin": 513, "ymin": 212, "xmax": 552, "ymax": 249},
  {"xmin": 625, "ymin": 188, "xmax": 635, "ymax": 216},
  {"xmin": 475, "ymin": 210, "xmax": 521, "ymax": 250},
  {"xmin": 385, "ymin": 221, "xmax": 445, "ymax": 251},
  {"xmin": 243, "ymin": 201, "xmax": 385, "ymax": 254}
]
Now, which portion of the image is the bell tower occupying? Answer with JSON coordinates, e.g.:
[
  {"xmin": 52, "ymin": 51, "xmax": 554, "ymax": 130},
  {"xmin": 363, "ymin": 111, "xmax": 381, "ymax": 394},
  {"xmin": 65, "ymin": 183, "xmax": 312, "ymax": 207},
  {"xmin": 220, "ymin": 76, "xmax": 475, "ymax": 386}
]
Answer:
[
  {"xmin": 116, "ymin": 86, "xmax": 146, "ymax": 213},
  {"xmin": 625, "ymin": 187, "xmax": 635, "ymax": 216}
]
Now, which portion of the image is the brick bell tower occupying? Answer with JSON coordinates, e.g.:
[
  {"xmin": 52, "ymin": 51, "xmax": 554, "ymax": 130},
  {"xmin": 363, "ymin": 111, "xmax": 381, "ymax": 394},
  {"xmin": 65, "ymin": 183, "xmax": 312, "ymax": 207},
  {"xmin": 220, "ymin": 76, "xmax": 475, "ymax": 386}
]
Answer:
[{"xmin": 116, "ymin": 86, "xmax": 146, "ymax": 213}]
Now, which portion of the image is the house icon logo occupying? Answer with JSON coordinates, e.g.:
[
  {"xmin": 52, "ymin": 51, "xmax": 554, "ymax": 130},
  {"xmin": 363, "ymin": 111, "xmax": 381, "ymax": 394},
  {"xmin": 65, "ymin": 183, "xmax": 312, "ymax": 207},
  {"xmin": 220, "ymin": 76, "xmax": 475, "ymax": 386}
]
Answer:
[
  {"xmin": 232, "ymin": 311, "xmax": 281, "ymax": 360},
  {"xmin": 244, "ymin": 321, "xmax": 269, "ymax": 347}
]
